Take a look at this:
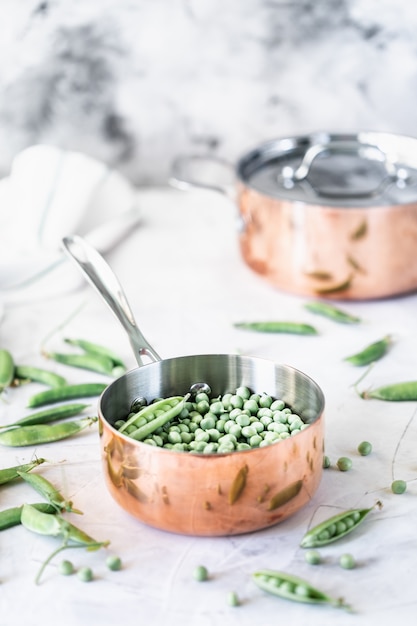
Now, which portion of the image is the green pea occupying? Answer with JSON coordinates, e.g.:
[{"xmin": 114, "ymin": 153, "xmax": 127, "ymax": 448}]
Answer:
[
  {"xmin": 106, "ymin": 555, "xmax": 122, "ymax": 571},
  {"xmin": 259, "ymin": 394, "xmax": 273, "ymax": 408},
  {"xmin": 391, "ymin": 479, "xmax": 407, "ymax": 494},
  {"xmin": 226, "ymin": 591, "xmax": 240, "ymax": 607},
  {"xmin": 193, "ymin": 565, "xmax": 209, "ymax": 581},
  {"xmin": 59, "ymin": 560, "xmax": 75, "ymax": 576},
  {"xmin": 357, "ymin": 441, "xmax": 372, "ymax": 456},
  {"xmin": 244, "ymin": 399, "xmax": 259, "ymax": 415},
  {"xmin": 323, "ymin": 455, "xmax": 331, "ymax": 468},
  {"xmin": 337, "ymin": 457, "xmax": 352, "ymax": 472},
  {"xmin": 77, "ymin": 566, "xmax": 93, "ymax": 582},
  {"xmin": 304, "ymin": 550, "xmax": 322, "ymax": 565},
  {"xmin": 236, "ymin": 386, "xmax": 251, "ymax": 400},
  {"xmin": 339, "ymin": 553, "xmax": 356, "ymax": 569},
  {"xmin": 270, "ymin": 399, "xmax": 285, "ymax": 411}
]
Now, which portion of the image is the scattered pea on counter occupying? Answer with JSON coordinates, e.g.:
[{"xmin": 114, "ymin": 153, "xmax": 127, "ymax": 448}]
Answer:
[
  {"xmin": 357, "ymin": 441, "xmax": 372, "ymax": 456},
  {"xmin": 391, "ymin": 480, "xmax": 407, "ymax": 494},
  {"xmin": 193, "ymin": 565, "xmax": 209, "ymax": 581},
  {"xmin": 336, "ymin": 457, "xmax": 352, "ymax": 472},
  {"xmin": 339, "ymin": 554, "xmax": 356, "ymax": 570}
]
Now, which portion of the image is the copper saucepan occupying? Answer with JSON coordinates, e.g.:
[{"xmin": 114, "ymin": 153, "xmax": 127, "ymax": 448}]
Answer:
[
  {"xmin": 171, "ymin": 131, "xmax": 417, "ymax": 300},
  {"xmin": 62, "ymin": 235, "xmax": 325, "ymax": 536}
]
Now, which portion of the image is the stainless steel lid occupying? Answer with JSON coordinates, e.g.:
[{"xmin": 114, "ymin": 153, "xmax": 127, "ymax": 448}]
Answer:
[{"xmin": 237, "ymin": 131, "xmax": 417, "ymax": 207}]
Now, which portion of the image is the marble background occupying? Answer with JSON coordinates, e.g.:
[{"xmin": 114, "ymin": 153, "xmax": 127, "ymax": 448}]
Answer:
[{"xmin": 0, "ymin": 0, "xmax": 416, "ymax": 186}]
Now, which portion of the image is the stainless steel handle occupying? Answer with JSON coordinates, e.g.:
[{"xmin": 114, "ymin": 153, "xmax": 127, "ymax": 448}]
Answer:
[
  {"xmin": 281, "ymin": 140, "xmax": 406, "ymax": 199},
  {"xmin": 169, "ymin": 155, "xmax": 236, "ymax": 200},
  {"xmin": 61, "ymin": 235, "xmax": 161, "ymax": 367}
]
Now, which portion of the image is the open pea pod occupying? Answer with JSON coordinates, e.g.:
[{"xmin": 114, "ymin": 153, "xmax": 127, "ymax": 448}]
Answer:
[
  {"xmin": 300, "ymin": 502, "xmax": 381, "ymax": 548},
  {"xmin": 253, "ymin": 569, "xmax": 350, "ymax": 610}
]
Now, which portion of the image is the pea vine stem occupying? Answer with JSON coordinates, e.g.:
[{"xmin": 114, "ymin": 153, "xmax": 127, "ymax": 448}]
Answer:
[{"xmin": 34, "ymin": 540, "xmax": 108, "ymax": 585}]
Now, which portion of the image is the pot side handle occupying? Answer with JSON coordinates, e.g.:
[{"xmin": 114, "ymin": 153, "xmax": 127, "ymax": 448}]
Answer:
[{"xmin": 169, "ymin": 155, "xmax": 237, "ymax": 202}]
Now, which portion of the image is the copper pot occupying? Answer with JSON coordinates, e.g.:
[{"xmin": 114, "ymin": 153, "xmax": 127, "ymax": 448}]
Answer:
[
  {"xmin": 62, "ymin": 236, "xmax": 325, "ymax": 537},
  {"xmin": 171, "ymin": 131, "xmax": 417, "ymax": 300}
]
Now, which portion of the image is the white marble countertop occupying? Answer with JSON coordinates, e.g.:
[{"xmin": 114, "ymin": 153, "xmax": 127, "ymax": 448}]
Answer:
[{"xmin": 1, "ymin": 187, "xmax": 417, "ymax": 625}]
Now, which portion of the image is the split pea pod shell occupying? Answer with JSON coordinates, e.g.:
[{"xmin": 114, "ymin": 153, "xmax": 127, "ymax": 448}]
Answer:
[
  {"xmin": 253, "ymin": 569, "xmax": 349, "ymax": 609},
  {"xmin": 300, "ymin": 504, "xmax": 378, "ymax": 548}
]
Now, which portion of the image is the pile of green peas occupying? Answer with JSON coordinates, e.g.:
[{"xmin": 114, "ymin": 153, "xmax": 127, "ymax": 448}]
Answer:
[{"xmin": 115, "ymin": 385, "xmax": 310, "ymax": 454}]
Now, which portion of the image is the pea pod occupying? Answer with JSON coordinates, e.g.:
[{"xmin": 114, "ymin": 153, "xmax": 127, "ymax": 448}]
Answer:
[
  {"xmin": 14, "ymin": 365, "xmax": 67, "ymax": 388},
  {"xmin": 0, "ymin": 502, "xmax": 56, "ymax": 530},
  {"xmin": 0, "ymin": 348, "xmax": 14, "ymax": 393},
  {"xmin": 119, "ymin": 395, "xmax": 187, "ymax": 438},
  {"xmin": 0, "ymin": 457, "xmax": 46, "ymax": 485},
  {"xmin": 0, "ymin": 403, "xmax": 89, "ymax": 430},
  {"xmin": 20, "ymin": 503, "xmax": 110, "ymax": 584},
  {"xmin": 252, "ymin": 569, "xmax": 350, "ymax": 609},
  {"xmin": 27, "ymin": 382, "xmax": 107, "ymax": 408},
  {"xmin": 300, "ymin": 502, "xmax": 381, "ymax": 548},
  {"xmin": 44, "ymin": 351, "xmax": 118, "ymax": 376},
  {"xmin": 64, "ymin": 337, "xmax": 126, "ymax": 369},
  {"xmin": 360, "ymin": 380, "xmax": 417, "ymax": 401},
  {"xmin": 17, "ymin": 470, "xmax": 82, "ymax": 514},
  {"xmin": 304, "ymin": 301, "xmax": 361, "ymax": 324},
  {"xmin": 234, "ymin": 321, "xmax": 318, "ymax": 335},
  {"xmin": 344, "ymin": 335, "xmax": 393, "ymax": 366},
  {"xmin": 0, "ymin": 416, "xmax": 98, "ymax": 447}
]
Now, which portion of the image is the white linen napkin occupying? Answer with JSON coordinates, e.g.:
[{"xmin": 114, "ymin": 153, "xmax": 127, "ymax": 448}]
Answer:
[{"xmin": 0, "ymin": 145, "xmax": 141, "ymax": 303}]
